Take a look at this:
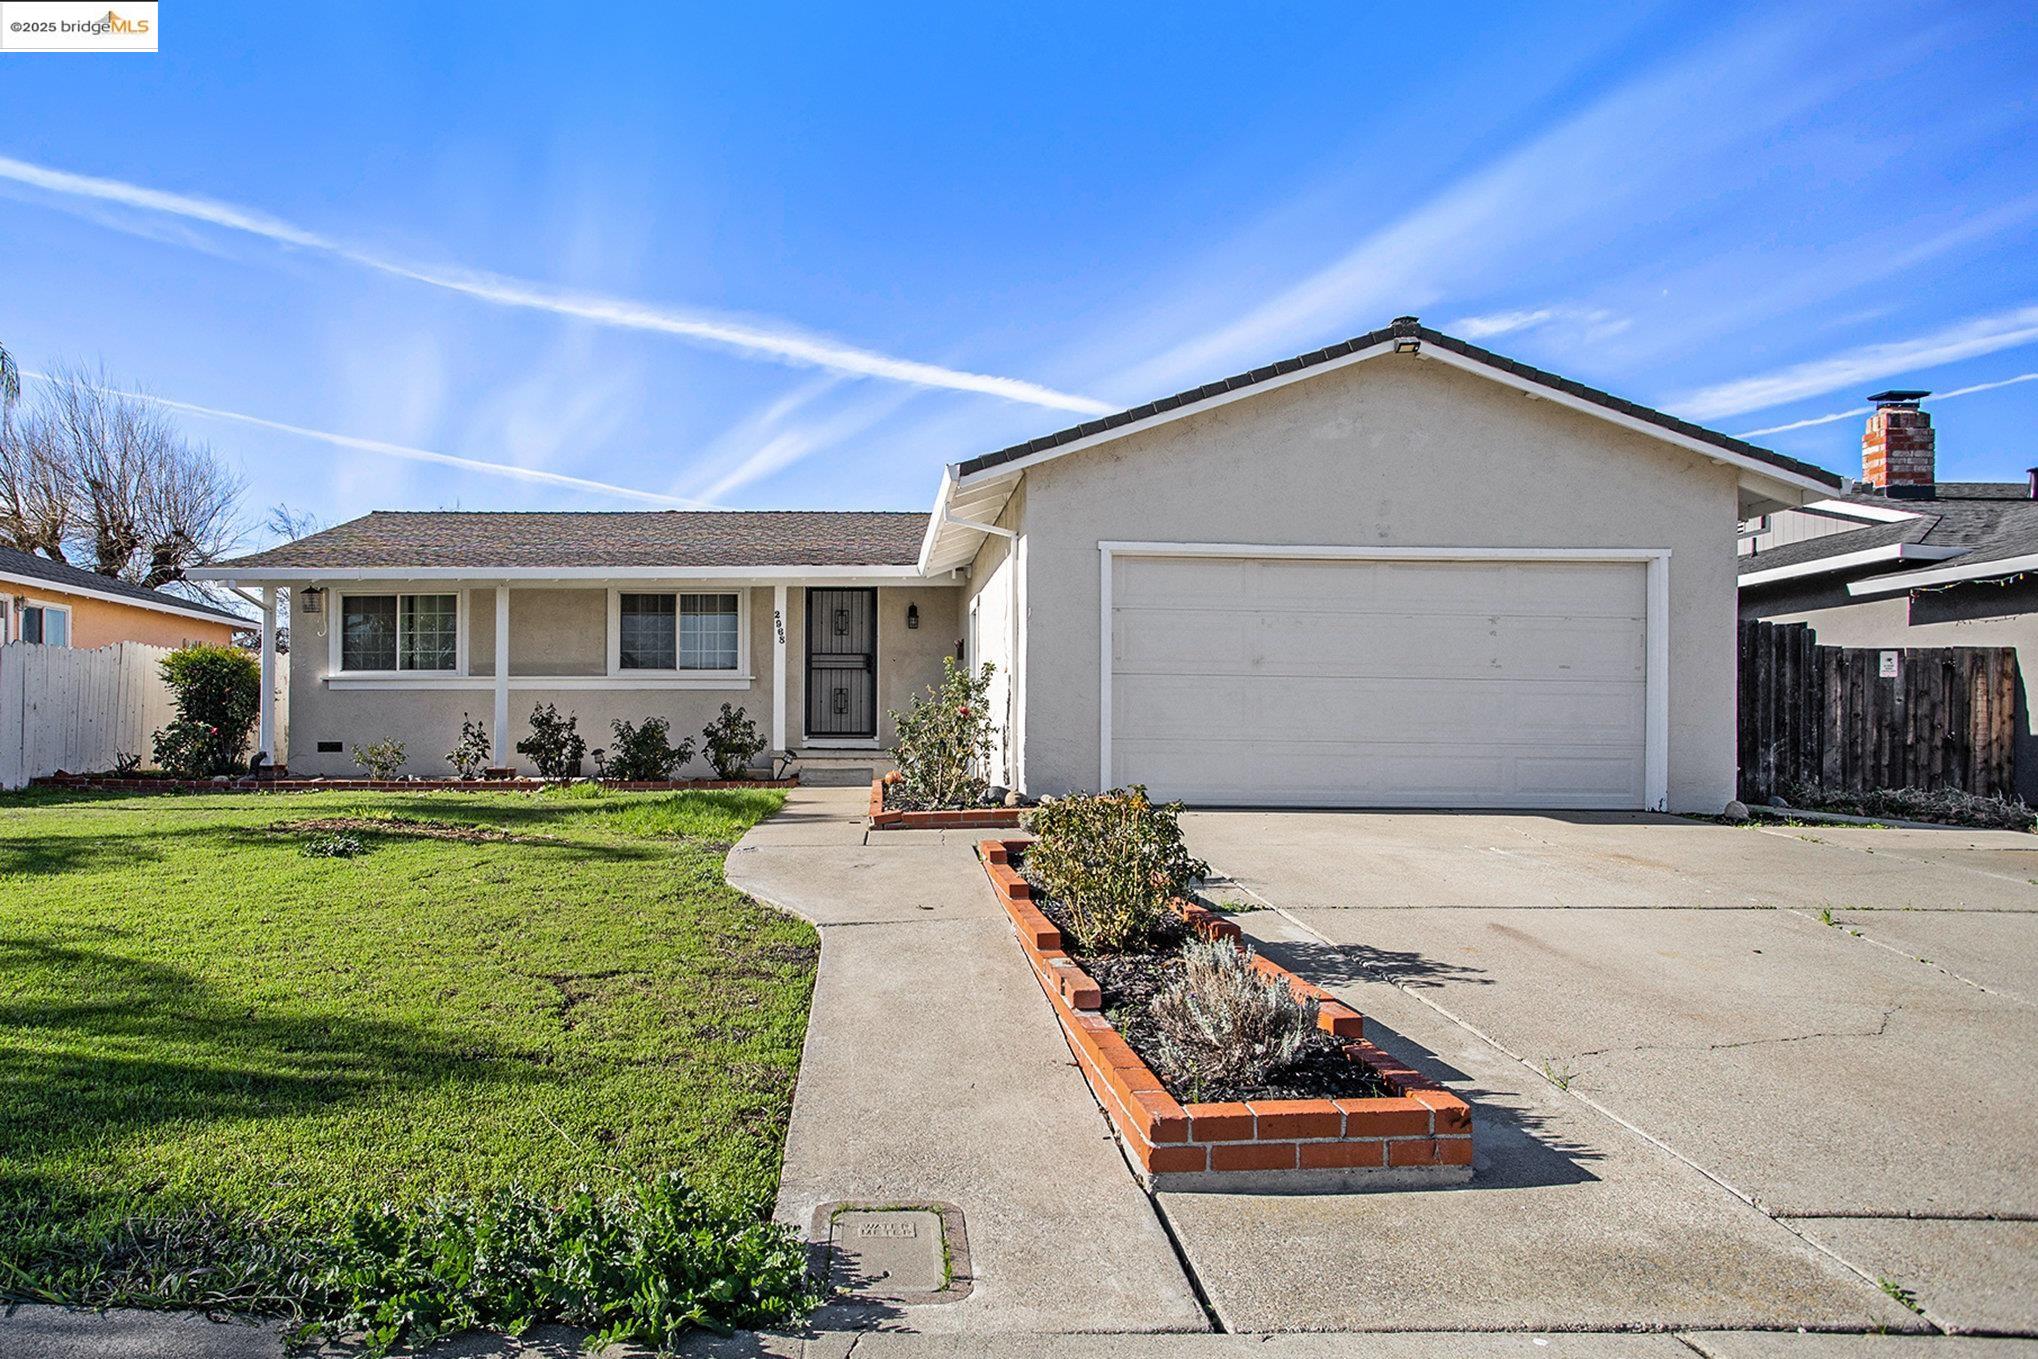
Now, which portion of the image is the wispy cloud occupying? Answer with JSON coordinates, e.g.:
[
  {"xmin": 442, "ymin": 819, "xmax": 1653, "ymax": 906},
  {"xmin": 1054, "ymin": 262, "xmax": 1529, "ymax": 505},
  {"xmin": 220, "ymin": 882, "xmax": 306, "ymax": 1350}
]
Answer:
[
  {"xmin": 1446, "ymin": 305, "xmax": 1630, "ymax": 342},
  {"xmin": 24, "ymin": 370, "xmax": 710, "ymax": 507},
  {"xmin": 1674, "ymin": 305, "xmax": 2038, "ymax": 420},
  {"xmin": 0, "ymin": 153, "xmax": 1113, "ymax": 416},
  {"xmin": 1099, "ymin": 18, "xmax": 1836, "ymax": 400},
  {"xmin": 678, "ymin": 377, "xmax": 921, "ymax": 504},
  {"xmin": 1734, "ymin": 371, "xmax": 2038, "ymax": 438}
]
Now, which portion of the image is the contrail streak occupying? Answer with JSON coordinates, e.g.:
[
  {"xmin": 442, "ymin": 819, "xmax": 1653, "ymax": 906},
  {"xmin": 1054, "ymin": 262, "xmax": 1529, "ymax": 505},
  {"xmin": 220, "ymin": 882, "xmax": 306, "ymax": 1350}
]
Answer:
[{"xmin": 0, "ymin": 153, "xmax": 1114, "ymax": 415}]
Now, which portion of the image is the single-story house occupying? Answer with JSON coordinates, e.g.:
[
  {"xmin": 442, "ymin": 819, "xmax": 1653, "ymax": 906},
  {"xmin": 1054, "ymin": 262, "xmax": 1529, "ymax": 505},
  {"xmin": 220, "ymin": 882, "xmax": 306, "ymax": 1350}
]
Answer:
[
  {"xmin": 192, "ymin": 317, "xmax": 1839, "ymax": 810},
  {"xmin": 0, "ymin": 543, "xmax": 249, "ymax": 649},
  {"xmin": 1738, "ymin": 391, "xmax": 2038, "ymax": 800}
]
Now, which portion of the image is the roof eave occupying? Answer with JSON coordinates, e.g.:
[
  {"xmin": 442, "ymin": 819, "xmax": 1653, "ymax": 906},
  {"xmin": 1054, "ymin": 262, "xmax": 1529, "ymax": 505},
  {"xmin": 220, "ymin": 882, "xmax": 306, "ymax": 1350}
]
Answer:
[
  {"xmin": 1736, "ymin": 543, "xmax": 1967, "ymax": 589},
  {"xmin": 185, "ymin": 563, "xmax": 941, "ymax": 583},
  {"xmin": 0, "ymin": 567, "xmax": 251, "ymax": 627},
  {"xmin": 1847, "ymin": 551, "xmax": 2038, "ymax": 597},
  {"xmin": 935, "ymin": 331, "xmax": 1840, "ymax": 540}
]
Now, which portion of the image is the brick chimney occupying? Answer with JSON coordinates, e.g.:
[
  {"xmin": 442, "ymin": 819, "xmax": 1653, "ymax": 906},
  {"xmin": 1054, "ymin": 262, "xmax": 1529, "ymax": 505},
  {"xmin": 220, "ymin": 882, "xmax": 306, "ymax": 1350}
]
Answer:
[{"xmin": 1862, "ymin": 390, "xmax": 1934, "ymax": 497}]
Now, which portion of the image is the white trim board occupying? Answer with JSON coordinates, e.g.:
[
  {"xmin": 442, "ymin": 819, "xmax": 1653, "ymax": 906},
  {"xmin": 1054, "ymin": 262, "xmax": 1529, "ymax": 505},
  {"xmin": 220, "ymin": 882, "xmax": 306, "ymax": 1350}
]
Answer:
[
  {"xmin": 1096, "ymin": 541, "xmax": 1672, "ymax": 812},
  {"xmin": 1737, "ymin": 543, "xmax": 1965, "ymax": 588},
  {"xmin": 327, "ymin": 674, "xmax": 755, "ymax": 692},
  {"xmin": 1802, "ymin": 497, "xmax": 1921, "ymax": 524}
]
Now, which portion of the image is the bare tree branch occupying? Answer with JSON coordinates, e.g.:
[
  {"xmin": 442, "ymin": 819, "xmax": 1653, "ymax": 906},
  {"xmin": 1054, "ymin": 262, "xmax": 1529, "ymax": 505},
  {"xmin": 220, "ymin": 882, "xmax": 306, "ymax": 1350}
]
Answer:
[
  {"xmin": 0, "ymin": 407, "xmax": 74, "ymax": 558},
  {"xmin": 0, "ymin": 362, "xmax": 245, "ymax": 582}
]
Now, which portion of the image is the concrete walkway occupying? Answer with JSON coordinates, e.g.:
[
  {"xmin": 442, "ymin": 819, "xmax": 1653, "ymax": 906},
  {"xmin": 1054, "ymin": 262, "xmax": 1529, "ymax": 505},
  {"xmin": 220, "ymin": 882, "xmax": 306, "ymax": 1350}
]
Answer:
[{"xmin": 724, "ymin": 785, "xmax": 1206, "ymax": 1337}]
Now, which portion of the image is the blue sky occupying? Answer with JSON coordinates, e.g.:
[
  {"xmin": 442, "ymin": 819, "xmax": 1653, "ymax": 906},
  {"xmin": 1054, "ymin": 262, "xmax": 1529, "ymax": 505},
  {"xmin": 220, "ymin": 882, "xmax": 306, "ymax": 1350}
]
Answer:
[{"xmin": 2, "ymin": 1, "xmax": 2035, "ymax": 546}]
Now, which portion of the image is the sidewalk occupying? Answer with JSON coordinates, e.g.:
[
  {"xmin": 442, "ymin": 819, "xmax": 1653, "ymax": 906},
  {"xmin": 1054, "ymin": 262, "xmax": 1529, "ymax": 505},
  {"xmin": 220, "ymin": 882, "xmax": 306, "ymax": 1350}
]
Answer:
[{"xmin": 724, "ymin": 785, "xmax": 1206, "ymax": 1337}]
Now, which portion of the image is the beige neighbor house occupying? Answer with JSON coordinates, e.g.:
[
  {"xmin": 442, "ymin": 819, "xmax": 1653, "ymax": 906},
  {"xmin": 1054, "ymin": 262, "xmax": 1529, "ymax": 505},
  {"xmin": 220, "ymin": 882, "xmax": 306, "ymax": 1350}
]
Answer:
[{"xmin": 194, "ymin": 318, "xmax": 1840, "ymax": 809}]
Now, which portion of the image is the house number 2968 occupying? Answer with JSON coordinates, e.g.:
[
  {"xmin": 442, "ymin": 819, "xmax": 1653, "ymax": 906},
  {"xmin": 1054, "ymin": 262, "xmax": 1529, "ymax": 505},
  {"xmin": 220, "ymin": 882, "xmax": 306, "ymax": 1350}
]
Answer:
[{"xmin": 773, "ymin": 609, "xmax": 786, "ymax": 645}]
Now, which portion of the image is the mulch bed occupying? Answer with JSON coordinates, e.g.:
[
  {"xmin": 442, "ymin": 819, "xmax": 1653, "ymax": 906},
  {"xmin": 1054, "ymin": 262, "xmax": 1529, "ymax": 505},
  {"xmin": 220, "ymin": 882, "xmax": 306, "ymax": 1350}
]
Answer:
[{"xmin": 1022, "ymin": 870, "xmax": 1390, "ymax": 1106}]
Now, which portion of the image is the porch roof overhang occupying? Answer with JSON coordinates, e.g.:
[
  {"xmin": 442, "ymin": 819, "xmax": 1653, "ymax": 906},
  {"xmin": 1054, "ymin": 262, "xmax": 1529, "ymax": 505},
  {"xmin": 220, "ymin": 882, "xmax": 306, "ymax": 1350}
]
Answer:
[
  {"xmin": 186, "ymin": 563, "xmax": 961, "ymax": 586},
  {"xmin": 917, "ymin": 325, "xmax": 1843, "ymax": 576}
]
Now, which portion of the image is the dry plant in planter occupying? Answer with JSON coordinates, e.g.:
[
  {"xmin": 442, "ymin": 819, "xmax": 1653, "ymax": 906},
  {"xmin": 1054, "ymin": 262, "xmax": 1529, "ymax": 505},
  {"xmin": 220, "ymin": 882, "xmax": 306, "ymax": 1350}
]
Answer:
[{"xmin": 1148, "ymin": 936, "xmax": 1319, "ymax": 1088}]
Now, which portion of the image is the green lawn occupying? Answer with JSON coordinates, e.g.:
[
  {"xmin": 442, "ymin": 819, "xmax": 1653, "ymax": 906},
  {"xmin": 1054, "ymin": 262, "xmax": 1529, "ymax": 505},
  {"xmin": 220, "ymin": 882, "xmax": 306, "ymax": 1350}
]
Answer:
[{"xmin": 0, "ymin": 786, "xmax": 811, "ymax": 1297}]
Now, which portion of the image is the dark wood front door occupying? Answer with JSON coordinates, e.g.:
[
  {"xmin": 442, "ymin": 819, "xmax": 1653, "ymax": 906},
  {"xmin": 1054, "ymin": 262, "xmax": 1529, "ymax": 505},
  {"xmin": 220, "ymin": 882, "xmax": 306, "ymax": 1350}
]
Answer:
[{"xmin": 806, "ymin": 587, "xmax": 878, "ymax": 739}]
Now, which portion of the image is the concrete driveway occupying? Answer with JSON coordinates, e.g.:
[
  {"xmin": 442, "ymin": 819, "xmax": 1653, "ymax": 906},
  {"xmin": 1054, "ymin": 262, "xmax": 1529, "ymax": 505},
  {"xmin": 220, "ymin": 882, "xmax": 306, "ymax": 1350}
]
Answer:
[{"xmin": 1173, "ymin": 808, "xmax": 2038, "ymax": 1339}]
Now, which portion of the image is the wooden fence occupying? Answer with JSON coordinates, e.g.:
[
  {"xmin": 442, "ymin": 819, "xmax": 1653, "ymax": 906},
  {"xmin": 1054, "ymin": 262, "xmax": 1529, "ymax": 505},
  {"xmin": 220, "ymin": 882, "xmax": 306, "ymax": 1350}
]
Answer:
[
  {"xmin": 1737, "ymin": 619, "xmax": 2017, "ymax": 804},
  {"xmin": 0, "ymin": 641, "xmax": 287, "ymax": 790}
]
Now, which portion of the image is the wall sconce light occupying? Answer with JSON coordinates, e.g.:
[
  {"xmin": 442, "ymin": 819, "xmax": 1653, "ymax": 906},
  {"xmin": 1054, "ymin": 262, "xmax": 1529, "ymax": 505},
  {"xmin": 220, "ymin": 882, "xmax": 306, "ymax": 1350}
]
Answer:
[
  {"xmin": 906, "ymin": 603, "xmax": 920, "ymax": 630},
  {"xmin": 299, "ymin": 586, "xmax": 326, "ymax": 615}
]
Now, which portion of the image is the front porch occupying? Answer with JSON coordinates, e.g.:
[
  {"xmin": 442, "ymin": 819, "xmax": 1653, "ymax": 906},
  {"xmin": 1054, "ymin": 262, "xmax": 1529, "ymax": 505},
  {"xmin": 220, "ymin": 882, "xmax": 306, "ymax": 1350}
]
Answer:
[{"xmin": 230, "ymin": 574, "xmax": 962, "ymax": 779}]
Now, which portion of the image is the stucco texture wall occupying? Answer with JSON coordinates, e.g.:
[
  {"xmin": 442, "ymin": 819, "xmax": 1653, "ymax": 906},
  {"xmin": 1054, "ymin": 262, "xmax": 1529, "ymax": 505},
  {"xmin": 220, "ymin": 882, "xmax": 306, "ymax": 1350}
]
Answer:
[
  {"xmin": 1002, "ymin": 355, "xmax": 1746, "ymax": 812},
  {"xmin": 1742, "ymin": 576, "xmax": 2038, "ymax": 802},
  {"xmin": 7, "ymin": 585, "xmax": 238, "ymax": 650}
]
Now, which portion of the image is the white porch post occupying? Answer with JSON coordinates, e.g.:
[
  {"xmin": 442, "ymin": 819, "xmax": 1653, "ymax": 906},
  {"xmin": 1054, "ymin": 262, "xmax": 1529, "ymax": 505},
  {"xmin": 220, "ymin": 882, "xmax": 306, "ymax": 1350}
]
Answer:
[
  {"xmin": 492, "ymin": 585, "xmax": 510, "ymax": 767},
  {"xmin": 258, "ymin": 587, "xmax": 277, "ymax": 761},
  {"xmin": 771, "ymin": 583, "xmax": 788, "ymax": 754}
]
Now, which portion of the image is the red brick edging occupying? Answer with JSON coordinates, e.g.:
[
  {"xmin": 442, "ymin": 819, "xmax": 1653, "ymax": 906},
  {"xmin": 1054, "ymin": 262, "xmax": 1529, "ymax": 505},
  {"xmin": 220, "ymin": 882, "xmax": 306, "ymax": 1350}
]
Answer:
[
  {"xmin": 32, "ymin": 774, "xmax": 798, "ymax": 795},
  {"xmin": 979, "ymin": 838, "xmax": 1473, "ymax": 1189},
  {"xmin": 868, "ymin": 776, "xmax": 1026, "ymax": 831}
]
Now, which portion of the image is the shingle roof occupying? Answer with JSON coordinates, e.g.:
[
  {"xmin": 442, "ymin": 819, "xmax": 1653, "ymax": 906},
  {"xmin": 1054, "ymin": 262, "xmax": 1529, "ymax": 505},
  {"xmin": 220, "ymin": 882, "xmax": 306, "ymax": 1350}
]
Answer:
[
  {"xmin": 0, "ymin": 543, "xmax": 251, "ymax": 623},
  {"xmin": 1738, "ymin": 485, "xmax": 2038, "ymax": 580},
  {"xmin": 212, "ymin": 510, "xmax": 931, "ymax": 571},
  {"xmin": 953, "ymin": 317, "xmax": 1842, "ymax": 489}
]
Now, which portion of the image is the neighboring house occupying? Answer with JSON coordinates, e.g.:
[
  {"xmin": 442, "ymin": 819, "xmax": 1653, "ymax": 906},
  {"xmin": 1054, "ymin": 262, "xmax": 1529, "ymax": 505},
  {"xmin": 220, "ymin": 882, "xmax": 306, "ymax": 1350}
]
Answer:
[
  {"xmin": 0, "ymin": 543, "xmax": 249, "ymax": 649},
  {"xmin": 1738, "ymin": 391, "xmax": 2038, "ymax": 800},
  {"xmin": 194, "ymin": 317, "xmax": 1839, "ymax": 809}
]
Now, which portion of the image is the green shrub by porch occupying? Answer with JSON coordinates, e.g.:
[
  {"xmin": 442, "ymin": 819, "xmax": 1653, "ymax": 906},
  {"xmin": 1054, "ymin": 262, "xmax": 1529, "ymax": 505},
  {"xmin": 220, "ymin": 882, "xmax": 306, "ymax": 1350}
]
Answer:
[
  {"xmin": 150, "ymin": 643, "xmax": 262, "ymax": 777},
  {"xmin": 888, "ymin": 658, "xmax": 998, "ymax": 810}
]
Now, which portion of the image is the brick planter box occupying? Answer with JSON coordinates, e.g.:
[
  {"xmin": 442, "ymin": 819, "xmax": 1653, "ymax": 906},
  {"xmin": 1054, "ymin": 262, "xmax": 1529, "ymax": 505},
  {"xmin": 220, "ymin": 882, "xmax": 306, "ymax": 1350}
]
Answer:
[
  {"xmin": 32, "ymin": 774, "xmax": 798, "ymax": 796},
  {"xmin": 868, "ymin": 777, "xmax": 1025, "ymax": 831},
  {"xmin": 978, "ymin": 838, "xmax": 1473, "ymax": 1191}
]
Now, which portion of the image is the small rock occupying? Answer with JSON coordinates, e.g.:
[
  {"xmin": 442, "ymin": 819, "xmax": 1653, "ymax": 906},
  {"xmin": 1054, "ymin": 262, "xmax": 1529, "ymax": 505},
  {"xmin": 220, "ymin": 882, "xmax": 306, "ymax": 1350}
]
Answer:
[
  {"xmin": 1723, "ymin": 799, "xmax": 1750, "ymax": 821},
  {"xmin": 1768, "ymin": 794, "xmax": 1791, "ymax": 809},
  {"xmin": 1003, "ymin": 790, "xmax": 1022, "ymax": 808}
]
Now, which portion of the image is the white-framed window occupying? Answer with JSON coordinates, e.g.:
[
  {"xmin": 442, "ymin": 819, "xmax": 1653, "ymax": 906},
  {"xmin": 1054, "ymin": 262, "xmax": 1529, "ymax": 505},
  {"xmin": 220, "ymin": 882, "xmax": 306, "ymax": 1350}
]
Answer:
[
  {"xmin": 20, "ymin": 602, "xmax": 70, "ymax": 647},
  {"xmin": 338, "ymin": 592, "xmax": 460, "ymax": 672},
  {"xmin": 610, "ymin": 590, "xmax": 745, "ymax": 674}
]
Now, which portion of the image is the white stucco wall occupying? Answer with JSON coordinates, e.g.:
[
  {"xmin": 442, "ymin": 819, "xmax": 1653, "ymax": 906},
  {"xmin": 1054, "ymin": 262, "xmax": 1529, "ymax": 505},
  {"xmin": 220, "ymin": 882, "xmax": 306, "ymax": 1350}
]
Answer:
[
  {"xmin": 961, "ymin": 483, "xmax": 1025, "ymax": 787},
  {"xmin": 995, "ymin": 354, "xmax": 1746, "ymax": 812}
]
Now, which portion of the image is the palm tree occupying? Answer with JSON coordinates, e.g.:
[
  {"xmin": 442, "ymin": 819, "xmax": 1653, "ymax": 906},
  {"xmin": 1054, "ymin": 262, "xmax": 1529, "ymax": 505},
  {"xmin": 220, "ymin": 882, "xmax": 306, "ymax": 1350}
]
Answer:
[{"xmin": 0, "ymin": 339, "xmax": 18, "ymax": 410}]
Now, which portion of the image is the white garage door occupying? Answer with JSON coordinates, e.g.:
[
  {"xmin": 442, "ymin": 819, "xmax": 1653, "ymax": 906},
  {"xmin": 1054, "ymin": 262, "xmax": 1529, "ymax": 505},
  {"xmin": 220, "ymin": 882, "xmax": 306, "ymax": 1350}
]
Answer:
[{"xmin": 1107, "ymin": 553, "xmax": 1649, "ymax": 809}]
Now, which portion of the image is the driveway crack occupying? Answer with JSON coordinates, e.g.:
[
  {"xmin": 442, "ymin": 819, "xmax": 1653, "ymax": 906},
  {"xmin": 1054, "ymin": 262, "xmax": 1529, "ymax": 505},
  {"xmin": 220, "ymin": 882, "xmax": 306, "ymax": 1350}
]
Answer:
[{"xmin": 1566, "ymin": 1005, "xmax": 1900, "ymax": 1062}]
